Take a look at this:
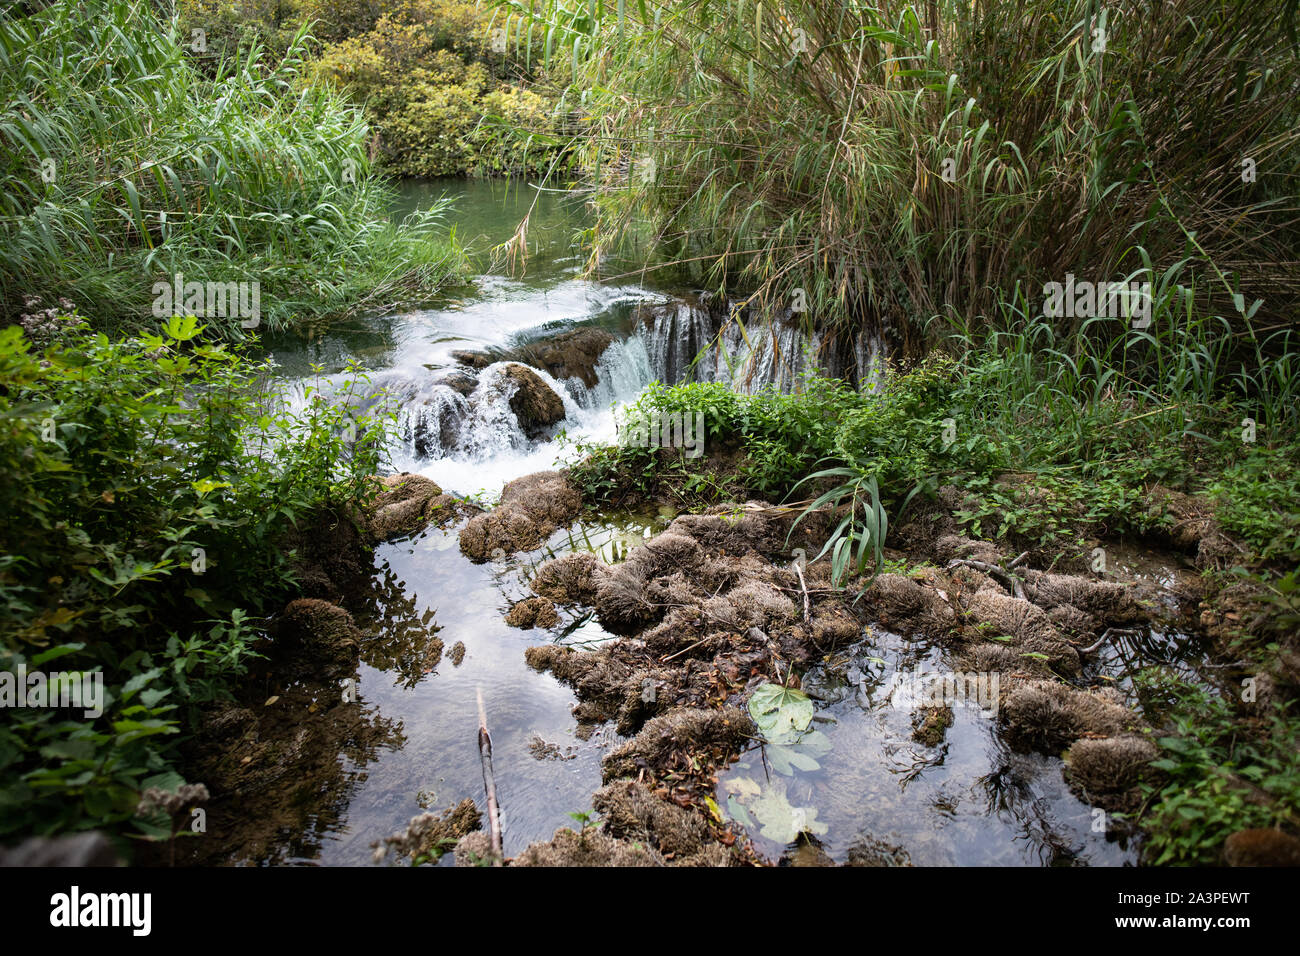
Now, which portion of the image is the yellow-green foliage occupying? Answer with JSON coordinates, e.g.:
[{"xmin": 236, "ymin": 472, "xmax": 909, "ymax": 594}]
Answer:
[
  {"xmin": 311, "ymin": 6, "xmax": 561, "ymax": 176},
  {"xmin": 176, "ymin": 0, "xmax": 563, "ymax": 177},
  {"xmin": 474, "ymin": 86, "xmax": 558, "ymax": 176},
  {"xmin": 294, "ymin": 0, "xmax": 385, "ymax": 43}
]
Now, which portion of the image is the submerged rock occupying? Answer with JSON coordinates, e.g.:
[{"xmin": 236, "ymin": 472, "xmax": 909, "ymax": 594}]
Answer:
[
  {"xmin": 0, "ymin": 833, "xmax": 121, "ymax": 867},
  {"xmin": 450, "ymin": 349, "xmax": 493, "ymax": 369},
  {"xmin": 273, "ymin": 598, "xmax": 363, "ymax": 673},
  {"xmin": 373, "ymin": 799, "xmax": 482, "ymax": 865}
]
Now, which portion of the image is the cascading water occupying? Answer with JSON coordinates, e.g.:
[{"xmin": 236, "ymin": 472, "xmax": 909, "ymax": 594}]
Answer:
[
  {"xmin": 273, "ymin": 289, "xmax": 882, "ymax": 501},
  {"xmin": 632, "ymin": 298, "xmax": 884, "ymax": 395},
  {"xmin": 216, "ymin": 180, "xmax": 1143, "ymax": 871}
]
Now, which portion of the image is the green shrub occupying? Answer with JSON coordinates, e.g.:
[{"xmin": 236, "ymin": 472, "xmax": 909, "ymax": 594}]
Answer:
[
  {"xmin": 1208, "ymin": 446, "xmax": 1300, "ymax": 564},
  {"xmin": 0, "ymin": 311, "xmax": 387, "ymax": 841},
  {"xmin": 310, "ymin": 5, "xmax": 563, "ymax": 177},
  {"xmin": 385, "ymin": 77, "xmax": 489, "ymax": 177},
  {"xmin": 1138, "ymin": 672, "xmax": 1300, "ymax": 866}
]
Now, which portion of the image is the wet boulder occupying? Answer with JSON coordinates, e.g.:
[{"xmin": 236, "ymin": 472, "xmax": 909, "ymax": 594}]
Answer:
[
  {"xmin": 450, "ymin": 349, "xmax": 493, "ymax": 369},
  {"xmin": 511, "ymin": 327, "xmax": 615, "ymax": 389},
  {"xmin": 459, "ymin": 471, "xmax": 583, "ymax": 561},
  {"xmin": 602, "ymin": 706, "xmax": 755, "ymax": 782},
  {"xmin": 1000, "ymin": 680, "xmax": 1138, "ymax": 754},
  {"xmin": 1064, "ymin": 735, "xmax": 1157, "ymax": 794},
  {"xmin": 433, "ymin": 367, "xmax": 479, "ymax": 396},
  {"xmin": 363, "ymin": 473, "xmax": 457, "ymax": 542},
  {"xmin": 501, "ymin": 363, "xmax": 565, "ymax": 439},
  {"xmin": 531, "ymin": 552, "xmax": 607, "ymax": 604},
  {"xmin": 593, "ymin": 780, "xmax": 731, "ymax": 864}
]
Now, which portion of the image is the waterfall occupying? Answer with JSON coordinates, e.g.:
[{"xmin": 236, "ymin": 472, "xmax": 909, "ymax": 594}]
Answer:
[
  {"xmin": 633, "ymin": 298, "xmax": 883, "ymax": 393},
  {"xmin": 277, "ymin": 294, "xmax": 883, "ymax": 497}
]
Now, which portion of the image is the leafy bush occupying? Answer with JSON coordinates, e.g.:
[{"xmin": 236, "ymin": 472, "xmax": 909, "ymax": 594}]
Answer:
[
  {"xmin": 0, "ymin": 312, "xmax": 387, "ymax": 840},
  {"xmin": 1138, "ymin": 672, "xmax": 1300, "ymax": 866},
  {"xmin": 309, "ymin": 3, "xmax": 564, "ymax": 177},
  {"xmin": 1208, "ymin": 447, "xmax": 1300, "ymax": 564}
]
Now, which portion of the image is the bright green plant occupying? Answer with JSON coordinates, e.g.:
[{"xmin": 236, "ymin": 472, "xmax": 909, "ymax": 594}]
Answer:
[
  {"xmin": 1138, "ymin": 672, "xmax": 1300, "ymax": 866},
  {"xmin": 0, "ymin": 311, "xmax": 389, "ymax": 842}
]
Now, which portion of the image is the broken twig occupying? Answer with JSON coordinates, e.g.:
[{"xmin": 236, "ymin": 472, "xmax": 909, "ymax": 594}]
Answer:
[{"xmin": 476, "ymin": 688, "xmax": 504, "ymax": 864}]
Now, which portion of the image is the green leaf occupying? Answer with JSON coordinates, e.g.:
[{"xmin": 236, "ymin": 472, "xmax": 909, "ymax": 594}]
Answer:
[{"xmin": 748, "ymin": 683, "xmax": 814, "ymax": 744}]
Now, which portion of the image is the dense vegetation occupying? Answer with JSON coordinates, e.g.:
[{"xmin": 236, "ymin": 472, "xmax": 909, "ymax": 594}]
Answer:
[
  {"xmin": 0, "ymin": 310, "xmax": 388, "ymax": 844},
  {"xmin": 544, "ymin": 0, "xmax": 1300, "ymax": 865},
  {"xmin": 0, "ymin": 0, "xmax": 465, "ymax": 335},
  {"xmin": 575, "ymin": 319, "xmax": 1299, "ymax": 567},
  {"xmin": 176, "ymin": 0, "xmax": 568, "ymax": 177},
  {"xmin": 0, "ymin": 0, "xmax": 426, "ymax": 848},
  {"xmin": 501, "ymin": 0, "xmax": 1299, "ymax": 351},
  {"xmin": 0, "ymin": 0, "xmax": 1295, "ymax": 866}
]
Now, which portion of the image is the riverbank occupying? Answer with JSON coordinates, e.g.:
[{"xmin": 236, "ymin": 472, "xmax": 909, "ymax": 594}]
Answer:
[
  {"xmin": 173, "ymin": 339, "xmax": 1298, "ymax": 866},
  {"xmin": 445, "ymin": 442, "xmax": 1297, "ymax": 865}
]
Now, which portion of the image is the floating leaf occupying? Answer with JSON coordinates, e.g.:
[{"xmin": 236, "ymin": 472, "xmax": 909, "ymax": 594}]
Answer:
[
  {"xmin": 765, "ymin": 729, "xmax": 833, "ymax": 775},
  {"xmin": 724, "ymin": 775, "xmax": 761, "ymax": 798},
  {"xmin": 726, "ymin": 794, "xmax": 755, "ymax": 828}
]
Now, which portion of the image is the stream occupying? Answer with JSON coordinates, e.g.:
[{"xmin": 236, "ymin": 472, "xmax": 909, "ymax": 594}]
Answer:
[{"xmin": 209, "ymin": 180, "xmax": 1199, "ymax": 866}]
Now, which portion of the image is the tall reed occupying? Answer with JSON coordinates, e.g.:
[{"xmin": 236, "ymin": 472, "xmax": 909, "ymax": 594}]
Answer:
[
  {"xmin": 0, "ymin": 0, "xmax": 464, "ymax": 336},
  {"xmin": 496, "ymin": 0, "xmax": 1299, "ymax": 373}
]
